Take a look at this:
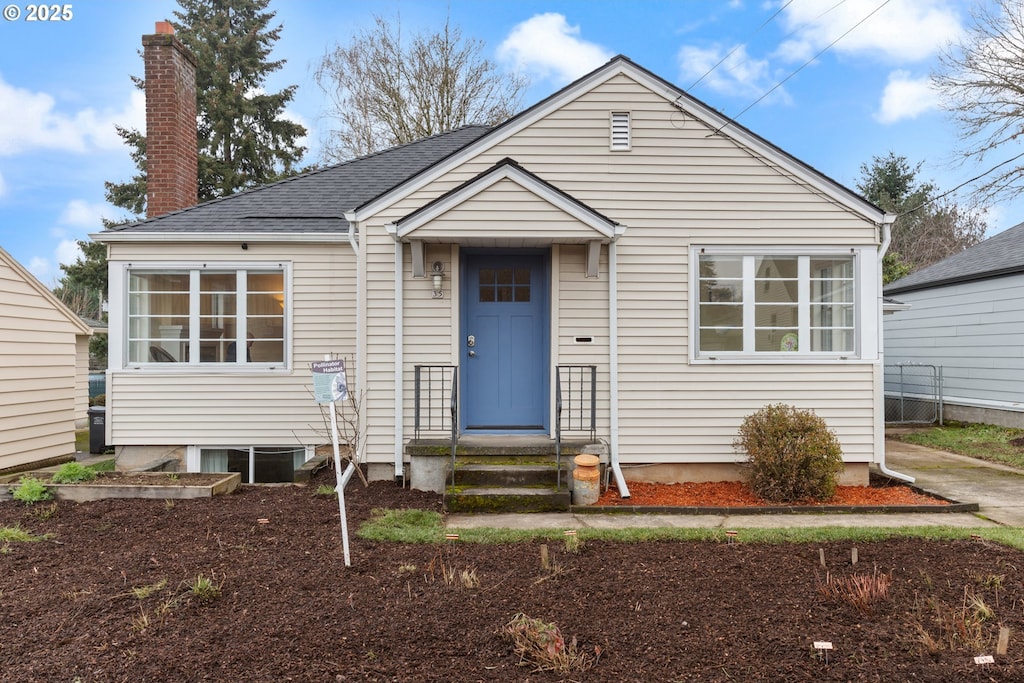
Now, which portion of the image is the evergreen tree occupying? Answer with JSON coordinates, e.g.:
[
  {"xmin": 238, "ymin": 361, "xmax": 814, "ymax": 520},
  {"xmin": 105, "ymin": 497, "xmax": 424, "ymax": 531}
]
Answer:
[
  {"xmin": 857, "ymin": 152, "xmax": 986, "ymax": 283},
  {"xmin": 105, "ymin": 0, "xmax": 306, "ymax": 217},
  {"xmin": 54, "ymin": 237, "xmax": 111, "ymax": 369}
]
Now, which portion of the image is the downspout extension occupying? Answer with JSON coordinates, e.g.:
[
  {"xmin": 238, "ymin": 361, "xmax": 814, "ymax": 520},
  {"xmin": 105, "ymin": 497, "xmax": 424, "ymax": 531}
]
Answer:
[
  {"xmin": 608, "ymin": 241, "xmax": 629, "ymax": 498},
  {"xmin": 876, "ymin": 215, "xmax": 914, "ymax": 483}
]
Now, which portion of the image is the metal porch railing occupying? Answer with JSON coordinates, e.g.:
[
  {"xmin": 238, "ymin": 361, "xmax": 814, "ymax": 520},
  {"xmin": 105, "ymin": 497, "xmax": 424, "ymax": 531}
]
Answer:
[
  {"xmin": 555, "ymin": 365, "xmax": 597, "ymax": 490},
  {"xmin": 413, "ymin": 365, "xmax": 458, "ymax": 486}
]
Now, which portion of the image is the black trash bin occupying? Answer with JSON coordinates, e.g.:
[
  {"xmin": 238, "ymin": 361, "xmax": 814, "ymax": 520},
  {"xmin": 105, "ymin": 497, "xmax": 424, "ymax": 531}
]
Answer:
[{"xmin": 88, "ymin": 406, "xmax": 107, "ymax": 454}]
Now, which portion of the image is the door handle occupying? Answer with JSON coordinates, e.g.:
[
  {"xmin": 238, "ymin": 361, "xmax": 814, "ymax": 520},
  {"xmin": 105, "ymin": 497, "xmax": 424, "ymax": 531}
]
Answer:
[{"xmin": 468, "ymin": 350, "xmax": 476, "ymax": 357}]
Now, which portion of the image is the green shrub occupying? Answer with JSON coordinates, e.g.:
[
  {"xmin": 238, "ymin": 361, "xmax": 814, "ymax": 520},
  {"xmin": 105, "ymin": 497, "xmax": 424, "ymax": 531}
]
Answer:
[
  {"xmin": 734, "ymin": 403, "xmax": 843, "ymax": 503},
  {"xmin": 89, "ymin": 393, "xmax": 106, "ymax": 407},
  {"xmin": 10, "ymin": 477, "xmax": 53, "ymax": 505},
  {"xmin": 51, "ymin": 462, "xmax": 97, "ymax": 484}
]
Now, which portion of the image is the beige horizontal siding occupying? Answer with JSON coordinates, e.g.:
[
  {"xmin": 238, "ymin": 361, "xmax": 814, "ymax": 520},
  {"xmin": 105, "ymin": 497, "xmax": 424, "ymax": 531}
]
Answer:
[
  {"xmin": 106, "ymin": 242, "xmax": 356, "ymax": 447},
  {"xmin": 1, "ymin": 256, "xmax": 81, "ymax": 469},
  {"xmin": 356, "ymin": 72, "xmax": 881, "ymax": 465}
]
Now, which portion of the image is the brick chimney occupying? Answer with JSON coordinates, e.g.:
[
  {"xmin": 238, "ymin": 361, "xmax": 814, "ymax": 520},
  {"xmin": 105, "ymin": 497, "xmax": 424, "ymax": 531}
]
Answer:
[{"xmin": 142, "ymin": 21, "xmax": 198, "ymax": 218}]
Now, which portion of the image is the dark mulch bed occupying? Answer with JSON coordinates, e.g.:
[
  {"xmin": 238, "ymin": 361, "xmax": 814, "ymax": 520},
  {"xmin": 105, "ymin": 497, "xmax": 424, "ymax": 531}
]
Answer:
[{"xmin": 3, "ymin": 467, "xmax": 1024, "ymax": 682}]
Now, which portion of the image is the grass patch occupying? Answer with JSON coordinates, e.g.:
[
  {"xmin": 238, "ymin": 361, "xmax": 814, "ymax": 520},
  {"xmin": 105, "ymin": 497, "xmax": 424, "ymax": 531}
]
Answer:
[
  {"xmin": 0, "ymin": 525, "xmax": 48, "ymax": 543},
  {"xmin": 356, "ymin": 511, "xmax": 1024, "ymax": 552},
  {"xmin": 357, "ymin": 508, "xmax": 446, "ymax": 543},
  {"xmin": 75, "ymin": 429, "xmax": 88, "ymax": 452},
  {"xmin": 893, "ymin": 422, "xmax": 1024, "ymax": 468},
  {"xmin": 88, "ymin": 459, "xmax": 116, "ymax": 472}
]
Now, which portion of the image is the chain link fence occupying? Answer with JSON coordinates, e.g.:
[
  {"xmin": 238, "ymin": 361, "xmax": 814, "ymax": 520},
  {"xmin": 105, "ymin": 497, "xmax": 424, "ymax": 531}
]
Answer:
[{"xmin": 884, "ymin": 363, "xmax": 943, "ymax": 424}]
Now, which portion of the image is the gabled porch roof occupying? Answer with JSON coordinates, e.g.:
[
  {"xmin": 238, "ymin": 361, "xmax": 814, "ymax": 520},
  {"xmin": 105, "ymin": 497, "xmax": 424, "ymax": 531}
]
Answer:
[{"xmin": 386, "ymin": 157, "xmax": 626, "ymax": 247}]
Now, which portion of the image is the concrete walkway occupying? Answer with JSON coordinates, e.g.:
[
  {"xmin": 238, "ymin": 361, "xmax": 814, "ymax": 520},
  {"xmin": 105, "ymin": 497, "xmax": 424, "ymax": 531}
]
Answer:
[
  {"xmin": 447, "ymin": 439, "xmax": 1024, "ymax": 531},
  {"xmin": 886, "ymin": 439, "xmax": 1024, "ymax": 527}
]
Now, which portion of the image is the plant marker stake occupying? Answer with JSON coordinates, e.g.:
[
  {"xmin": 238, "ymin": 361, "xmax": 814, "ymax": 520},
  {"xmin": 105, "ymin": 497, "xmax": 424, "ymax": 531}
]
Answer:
[
  {"xmin": 851, "ymin": 547, "xmax": 858, "ymax": 566},
  {"xmin": 725, "ymin": 530, "xmax": 737, "ymax": 544},
  {"xmin": 445, "ymin": 533, "xmax": 460, "ymax": 541},
  {"xmin": 813, "ymin": 641, "xmax": 832, "ymax": 665},
  {"xmin": 819, "ymin": 548, "xmax": 826, "ymax": 569},
  {"xmin": 564, "ymin": 529, "xmax": 577, "ymax": 537},
  {"xmin": 974, "ymin": 654, "xmax": 994, "ymax": 666},
  {"xmin": 998, "ymin": 627, "xmax": 1010, "ymax": 656}
]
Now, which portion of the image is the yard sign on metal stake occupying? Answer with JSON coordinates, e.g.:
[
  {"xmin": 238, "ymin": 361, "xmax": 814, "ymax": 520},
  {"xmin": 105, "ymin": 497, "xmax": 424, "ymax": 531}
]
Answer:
[{"xmin": 312, "ymin": 356, "xmax": 352, "ymax": 567}]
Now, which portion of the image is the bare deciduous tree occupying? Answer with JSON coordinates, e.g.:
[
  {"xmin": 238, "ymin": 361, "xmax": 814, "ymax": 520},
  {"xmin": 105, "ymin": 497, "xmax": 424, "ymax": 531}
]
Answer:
[
  {"xmin": 933, "ymin": 0, "xmax": 1024, "ymax": 204},
  {"xmin": 314, "ymin": 15, "xmax": 528, "ymax": 162}
]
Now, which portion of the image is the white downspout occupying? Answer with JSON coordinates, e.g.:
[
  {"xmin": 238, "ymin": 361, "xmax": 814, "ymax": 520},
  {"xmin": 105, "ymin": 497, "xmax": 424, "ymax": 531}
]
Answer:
[
  {"xmin": 608, "ymin": 240, "xmax": 629, "ymax": 497},
  {"xmin": 394, "ymin": 239, "xmax": 405, "ymax": 480},
  {"xmin": 347, "ymin": 224, "xmax": 362, "ymax": 461},
  {"xmin": 875, "ymin": 214, "xmax": 914, "ymax": 483}
]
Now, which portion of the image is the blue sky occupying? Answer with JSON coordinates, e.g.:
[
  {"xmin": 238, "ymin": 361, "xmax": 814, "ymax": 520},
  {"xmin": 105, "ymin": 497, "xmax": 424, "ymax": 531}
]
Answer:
[{"xmin": 0, "ymin": 0, "xmax": 1013, "ymax": 285}]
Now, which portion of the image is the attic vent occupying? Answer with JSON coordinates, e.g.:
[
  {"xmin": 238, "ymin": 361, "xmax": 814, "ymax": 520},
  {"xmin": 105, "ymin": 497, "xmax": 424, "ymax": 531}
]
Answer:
[{"xmin": 610, "ymin": 111, "xmax": 630, "ymax": 150}]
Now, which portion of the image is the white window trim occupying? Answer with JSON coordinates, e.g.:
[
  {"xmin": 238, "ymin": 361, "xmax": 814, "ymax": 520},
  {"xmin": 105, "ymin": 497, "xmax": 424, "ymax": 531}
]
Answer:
[
  {"xmin": 186, "ymin": 444, "xmax": 314, "ymax": 478},
  {"xmin": 689, "ymin": 246, "xmax": 879, "ymax": 364},
  {"xmin": 112, "ymin": 260, "xmax": 293, "ymax": 373}
]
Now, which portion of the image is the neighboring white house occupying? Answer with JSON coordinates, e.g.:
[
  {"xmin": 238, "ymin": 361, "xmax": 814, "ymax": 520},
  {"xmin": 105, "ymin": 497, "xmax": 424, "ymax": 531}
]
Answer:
[
  {"xmin": 0, "ymin": 246, "xmax": 93, "ymax": 473},
  {"xmin": 94, "ymin": 26, "xmax": 897, "ymax": 490},
  {"xmin": 884, "ymin": 221, "xmax": 1024, "ymax": 428}
]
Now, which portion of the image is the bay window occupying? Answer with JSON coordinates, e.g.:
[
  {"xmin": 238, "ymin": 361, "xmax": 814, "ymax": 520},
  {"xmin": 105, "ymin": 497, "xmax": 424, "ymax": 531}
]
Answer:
[
  {"xmin": 696, "ymin": 252, "xmax": 857, "ymax": 358},
  {"xmin": 127, "ymin": 266, "xmax": 286, "ymax": 365}
]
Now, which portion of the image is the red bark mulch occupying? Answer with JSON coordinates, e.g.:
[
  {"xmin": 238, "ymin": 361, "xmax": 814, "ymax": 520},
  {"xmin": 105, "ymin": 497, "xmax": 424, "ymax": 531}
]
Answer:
[{"xmin": 597, "ymin": 480, "xmax": 949, "ymax": 507}]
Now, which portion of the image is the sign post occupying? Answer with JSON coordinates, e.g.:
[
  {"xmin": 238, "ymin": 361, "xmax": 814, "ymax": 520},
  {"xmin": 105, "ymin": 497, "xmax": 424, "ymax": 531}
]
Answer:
[{"xmin": 312, "ymin": 357, "xmax": 352, "ymax": 567}]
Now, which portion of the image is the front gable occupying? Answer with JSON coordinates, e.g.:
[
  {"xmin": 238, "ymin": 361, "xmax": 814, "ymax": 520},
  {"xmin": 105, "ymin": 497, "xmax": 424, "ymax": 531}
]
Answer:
[
  {"xmin": 390, "ymin": 158, "xmax": 624, "ymax": 247},
  {"xmin": 353, "ymin": 56, "xmax": 888, "ymax": 228}
]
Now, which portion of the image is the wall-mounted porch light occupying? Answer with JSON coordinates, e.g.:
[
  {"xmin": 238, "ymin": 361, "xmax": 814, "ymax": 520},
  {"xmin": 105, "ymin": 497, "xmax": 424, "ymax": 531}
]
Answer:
[{"xmin": 432, "ymin": 261, "xmax": 445, "ymax": 299}]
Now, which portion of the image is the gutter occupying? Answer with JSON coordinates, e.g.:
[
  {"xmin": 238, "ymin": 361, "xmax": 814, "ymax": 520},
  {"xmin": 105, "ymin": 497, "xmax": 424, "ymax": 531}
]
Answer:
[
  {"xmin": 608, "ymin": 241, "xmax": 630, "ymax": 497},
  {"xmin": 875, "ymin": 215, "xmax": 914, "ymax": 483}
]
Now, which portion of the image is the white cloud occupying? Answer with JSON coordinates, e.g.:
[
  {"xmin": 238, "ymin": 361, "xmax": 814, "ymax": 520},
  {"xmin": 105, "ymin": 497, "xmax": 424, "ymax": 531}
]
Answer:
[
  {"xmin": 59, "ymin": 199, "xmax": 111, "ymax": 228},
  {"xmin": 0, "ymin": 75, "xmax": 145, "ymax": 156},
  {"xmin": 678, "ymin": 43, "xmax": 787, "ymax": 102},
  {"xmin": 55, "ymin": 239, "xmax": 82, "ymax": 269},
  {"xmin": 0, "ymin": 170, "xmax": 6, "ymax": 198},
  {"xmin": 497, "ymin": 13, "xmax": 613, "ymax": 85},
  {"xmin": 778, "ymin": 0, "xmax": 964, "ymax": 63},
  {"xmin": 875, "ymin": 70, "xmax": 941, "ymax": 123},
  {"xmin": 27, "ymin": 256, "xmax": 54, "ymax": 284}
]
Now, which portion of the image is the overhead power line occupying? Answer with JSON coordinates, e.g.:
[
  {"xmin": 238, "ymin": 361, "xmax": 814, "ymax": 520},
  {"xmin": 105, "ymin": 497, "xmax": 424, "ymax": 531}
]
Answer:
[
  {"xmin": 688, "ymin": 0, "xmax": 795, "ymax": 91},
  {"xmin": 710, "ymin": 0, "xmax": 893, "ymax": 137}
]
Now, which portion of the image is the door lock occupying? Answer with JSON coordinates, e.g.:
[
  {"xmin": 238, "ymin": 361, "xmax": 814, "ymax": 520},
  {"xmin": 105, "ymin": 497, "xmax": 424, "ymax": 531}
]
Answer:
[{"xmin": 467, "ymin": 335, "xmax": 475, "ymax": 347}]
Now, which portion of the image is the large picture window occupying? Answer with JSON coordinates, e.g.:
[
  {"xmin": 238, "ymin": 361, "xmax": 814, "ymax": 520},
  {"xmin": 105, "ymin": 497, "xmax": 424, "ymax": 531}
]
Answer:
[
  {"xmin": 127, "ymin": 267, "xmax": 286, "ymax": 365},
  {"xmin": 696, "ymin": 253, "xmax": 856, "ymax": 357}
]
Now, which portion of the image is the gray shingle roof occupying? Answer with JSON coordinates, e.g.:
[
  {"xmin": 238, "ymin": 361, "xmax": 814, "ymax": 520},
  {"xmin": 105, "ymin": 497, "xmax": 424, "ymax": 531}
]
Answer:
[
  {"xmin": 884, "ymin": 221, "xmax": 1024, "ymax": 295},
  {"xmin": 102, "ymin": 125, "xmax": 492, "ymax": 235}
]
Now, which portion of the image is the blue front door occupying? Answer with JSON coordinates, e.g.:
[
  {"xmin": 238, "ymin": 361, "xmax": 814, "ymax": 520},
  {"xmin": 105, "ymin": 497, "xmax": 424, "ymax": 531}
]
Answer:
[{"xmin": 462, "ymin": 252, "xmax": 549, "ymax": 431}]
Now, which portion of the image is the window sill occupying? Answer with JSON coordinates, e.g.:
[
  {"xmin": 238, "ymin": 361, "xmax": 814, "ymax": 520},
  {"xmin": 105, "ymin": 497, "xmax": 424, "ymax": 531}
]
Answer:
[{"xmin": 690, "ymin": 355, "xmax": 872, "ymax": 365}]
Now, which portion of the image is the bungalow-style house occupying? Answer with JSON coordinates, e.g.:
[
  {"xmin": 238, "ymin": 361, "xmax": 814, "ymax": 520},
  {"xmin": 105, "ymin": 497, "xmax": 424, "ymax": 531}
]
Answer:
[
  {"xmin": 884, "ymin": 221, "xmax": 1024, "ymax": 428},
  {"xmin": 0, "ymin": 246, "xmax": 93, "ymax": 473},
  {"xmin": 94, "ymin": 24, "xmax": 897, "ymax": 492}
]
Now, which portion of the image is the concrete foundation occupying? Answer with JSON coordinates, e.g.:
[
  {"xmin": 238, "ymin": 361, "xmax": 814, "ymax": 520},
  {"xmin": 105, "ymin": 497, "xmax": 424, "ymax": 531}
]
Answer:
[
  {"xmin": 409, "ymin": 455, "xmax": 447, "ymax": 493},
  {"xmin": 115, "ymin": 445, "xmax": 185, "ymax": 472},
  {"xmin": 942, "ymin": 403, "xmax": 1024, "ymax": 429}
]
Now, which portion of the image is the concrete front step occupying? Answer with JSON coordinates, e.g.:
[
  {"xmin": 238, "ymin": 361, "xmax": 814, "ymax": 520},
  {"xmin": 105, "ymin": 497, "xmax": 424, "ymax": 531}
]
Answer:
[
  {"xmin": 445, "ymin": 486, "xmax": 572, "ymax": 513},
  {"xmin": 454, "ymin": 463, "xmax": 569, "ymax": 487}
]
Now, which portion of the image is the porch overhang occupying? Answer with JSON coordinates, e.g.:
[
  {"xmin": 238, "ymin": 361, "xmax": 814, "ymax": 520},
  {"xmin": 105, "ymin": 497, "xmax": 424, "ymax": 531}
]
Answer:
[{"xmin": 384, "ymin": 157, "xmax": 626, "ymax": 278}]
